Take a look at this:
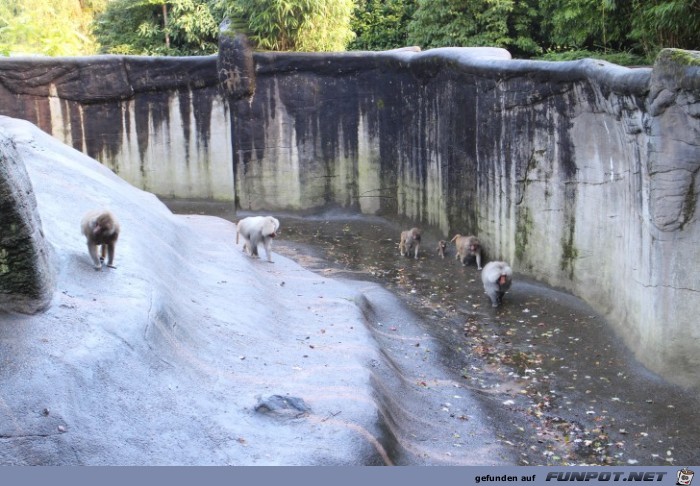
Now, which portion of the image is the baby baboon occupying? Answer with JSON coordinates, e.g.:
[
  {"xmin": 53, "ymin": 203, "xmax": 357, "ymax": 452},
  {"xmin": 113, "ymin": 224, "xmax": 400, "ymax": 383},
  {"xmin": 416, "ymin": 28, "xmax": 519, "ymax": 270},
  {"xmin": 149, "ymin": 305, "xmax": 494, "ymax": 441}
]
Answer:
[
  {"xmin": 436, "ymin": 240, "xmax": 448, "ymax": 259},
  {"xmin": 81, "ymin": 209, "xmax": 120, "ymax": 271},
  {"xmin": 399, "ymin": 227, "xmax": 421, "ymax": 259}
]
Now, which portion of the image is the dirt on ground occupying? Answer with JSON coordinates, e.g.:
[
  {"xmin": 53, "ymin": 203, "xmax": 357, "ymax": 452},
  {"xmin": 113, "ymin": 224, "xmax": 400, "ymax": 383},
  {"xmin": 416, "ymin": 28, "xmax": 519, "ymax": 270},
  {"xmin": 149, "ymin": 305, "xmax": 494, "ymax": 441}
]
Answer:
[{"xmin": 165, "ymin": 201, "xmax": 700, "ymax": 466}]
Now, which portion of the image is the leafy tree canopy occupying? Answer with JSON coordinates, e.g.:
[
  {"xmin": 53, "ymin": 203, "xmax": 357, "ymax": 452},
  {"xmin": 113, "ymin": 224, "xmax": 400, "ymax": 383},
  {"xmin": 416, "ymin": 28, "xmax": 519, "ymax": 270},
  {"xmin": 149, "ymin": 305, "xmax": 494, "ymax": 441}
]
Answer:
[
  {"xmin": 213, "ymin": 0, "xmax": 355, "ymax": 52},
  {"xmin": 1, "ymin": 0, "xmax": 698, "ymax": 63},
  {"xmin": 93, "ymin": 0, "xmax": 219, "ymax": 55},
  {"xmin": 349, "ymin": 0, "xmax": 416, "ymax": 51},
  {"xmin": 538, "ymin": 0, "xmax": 634, "ymax": 52},
  {"xmin": 0, "ymin": 0, "xmax": 104, "ymax": 56},
  {"xmin": 629, "ymin": 0, "xmax": 700, "ymax": 58},
  {"xmin": 406, "ymin": 0, "xmax": 542, "ymax": 56}
]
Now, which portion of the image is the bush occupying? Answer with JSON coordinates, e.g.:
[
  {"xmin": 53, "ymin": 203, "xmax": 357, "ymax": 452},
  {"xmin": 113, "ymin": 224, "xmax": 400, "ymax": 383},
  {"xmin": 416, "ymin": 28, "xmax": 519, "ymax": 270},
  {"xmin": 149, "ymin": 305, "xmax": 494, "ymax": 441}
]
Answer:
[{"xmin": 537, "ymin": 49, "xmax": 651, "ymax": 66}]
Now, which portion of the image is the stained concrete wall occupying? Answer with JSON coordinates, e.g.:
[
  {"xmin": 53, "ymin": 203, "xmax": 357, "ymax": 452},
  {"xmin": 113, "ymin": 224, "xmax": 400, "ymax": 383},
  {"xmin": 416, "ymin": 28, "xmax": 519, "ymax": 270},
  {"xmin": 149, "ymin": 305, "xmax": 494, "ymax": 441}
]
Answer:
[
  {"xmin": 0, "ymin": 55, "xmax": 233, "ymax": 200},
  {"xmin": 0, "ymin": 47, "xmax": 698, "ymax": 388},
  {"xmin": 221, "ymin": 46, "xmax": 700, "ymax": 389}
]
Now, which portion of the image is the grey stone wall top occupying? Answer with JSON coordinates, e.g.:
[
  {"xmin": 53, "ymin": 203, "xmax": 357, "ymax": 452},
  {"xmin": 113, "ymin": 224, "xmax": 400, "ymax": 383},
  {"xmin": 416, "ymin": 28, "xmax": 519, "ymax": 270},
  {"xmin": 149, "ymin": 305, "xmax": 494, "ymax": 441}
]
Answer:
[
  {"xmin": 0, "ymin": 47, "xmax": 652, "ymax": 104},
  {"xmin": 0, "ymin": 55, "xmax": 219, "ymax": 103},
  {"xmin": 247, "ymin": 47, "xmax": 651, "ymax": 96}
]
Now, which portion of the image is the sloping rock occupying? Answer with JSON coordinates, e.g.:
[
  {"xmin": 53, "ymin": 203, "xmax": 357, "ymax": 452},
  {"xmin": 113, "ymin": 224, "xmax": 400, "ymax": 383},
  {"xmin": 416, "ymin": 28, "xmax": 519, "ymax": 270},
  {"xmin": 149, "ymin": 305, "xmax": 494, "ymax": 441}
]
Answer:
[
  {"xmin": 0, "ymin": 116, "xmax": 382, "ymax": 465},
  {"xmin": 0, "ymin": 130, "xmax": 55, "ymax": 313},
  {"xmin": 0, "ymin": 116, "xmax": 512, "ymax": 465}
]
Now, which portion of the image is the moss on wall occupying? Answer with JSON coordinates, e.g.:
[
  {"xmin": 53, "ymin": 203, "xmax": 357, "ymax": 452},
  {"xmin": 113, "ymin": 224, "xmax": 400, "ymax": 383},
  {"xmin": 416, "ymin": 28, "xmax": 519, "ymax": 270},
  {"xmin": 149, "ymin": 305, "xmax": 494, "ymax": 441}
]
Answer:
[
  {"xmin": 515, "ymin": 206, "xmax": 533, "ymax": 264},
  {"xmin": 559, "ymin": 215, "xmax": 578, "ymax": 280}
]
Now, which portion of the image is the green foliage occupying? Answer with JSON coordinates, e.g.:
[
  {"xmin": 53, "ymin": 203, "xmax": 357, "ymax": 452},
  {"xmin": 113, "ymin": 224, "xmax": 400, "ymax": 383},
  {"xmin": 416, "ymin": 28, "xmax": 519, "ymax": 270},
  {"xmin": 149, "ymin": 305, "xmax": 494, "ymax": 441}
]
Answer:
[
  {"xmin": 93, "ymin": 0, "xmax": 219, "ymax": 56},
  {"xmin": 538, "ymin": 0, "xmax": 636, "ymax": 52},
  {"xmin": 296, "ymin": 0, "xmax": 355, "ymax": 51},
  {"xmin": 0, "ymin": 0, "xmax": 103, "ymax": 56},
  {"xmin": 536, "ymin": 0, "xmax": 698, "ymax": 63},
  {"xmin": 406, "ymin": 0, "xmax": 541, "ymax": 56},
  {"xmin": 508, "ymin": 0, "xmax": 544, "ymax": 56},
  {"xmin": 537, "ymin": 49, "xmax": 650, "ymax": 66},
  {"xmin": 215, "ymin": 0, "xmax": 355, "ymax": 52},
  {"xmin": 3, "ymin": 0, "xmax": 699, "ymax": 60},
  {"xmin": 629, "ymin": 0, "xmax": 700, "ymax": 59},
  {"xmin": 348, "ymin": 0, "xmax": 698, "ymax": 60},
  {"xmin": 348, "ymin": 0, "xmax": 417, "ymax": 51},
  {"xmin": 407, "ymin": 0, "xmax": 482, "ymax": 49}
]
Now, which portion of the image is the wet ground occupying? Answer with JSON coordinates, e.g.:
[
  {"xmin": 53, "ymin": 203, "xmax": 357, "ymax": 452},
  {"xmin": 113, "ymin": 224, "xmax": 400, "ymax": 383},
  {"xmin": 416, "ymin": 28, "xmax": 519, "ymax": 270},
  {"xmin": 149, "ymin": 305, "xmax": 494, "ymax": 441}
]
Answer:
[{"xmin": 164, "ymin": 200, "xmax": 699, "ymax": 466}]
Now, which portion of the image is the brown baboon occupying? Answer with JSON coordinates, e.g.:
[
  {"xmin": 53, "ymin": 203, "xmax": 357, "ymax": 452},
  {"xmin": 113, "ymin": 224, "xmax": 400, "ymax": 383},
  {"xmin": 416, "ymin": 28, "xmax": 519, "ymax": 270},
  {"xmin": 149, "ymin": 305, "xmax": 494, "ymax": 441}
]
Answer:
[
  {"xmin": 81, "ymin": 210, "xmax": 120, "ymax": 271},
  {"xmin": 399, "ymin": 227, "xmax": 421, "ymax": 259},
  {"xmin": 451, "ymin": 234, "xmax": 482, "ymax": 270}
]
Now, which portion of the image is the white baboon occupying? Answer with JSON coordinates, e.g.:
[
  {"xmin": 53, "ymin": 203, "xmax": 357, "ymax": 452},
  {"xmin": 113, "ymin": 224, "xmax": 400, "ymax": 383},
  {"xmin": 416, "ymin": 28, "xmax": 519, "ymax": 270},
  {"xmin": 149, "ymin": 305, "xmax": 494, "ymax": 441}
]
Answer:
[
  {"xmin": 399, "ymin": 227, "xmax": 421, "ymax": 259},
  {"xmin": 81, "ymin": 209, "xmax": 120, "ymax": 271},
  {"xmin": 451, "ymin": 234, "xmax": 482, "ymax": 270},
  {"xmin": 481, "ymin": 261, "xmax": 513, "ymax": 307},
  {"xmin": 236, "ymin": 216, "xmax": 280, "ymax": 263}
]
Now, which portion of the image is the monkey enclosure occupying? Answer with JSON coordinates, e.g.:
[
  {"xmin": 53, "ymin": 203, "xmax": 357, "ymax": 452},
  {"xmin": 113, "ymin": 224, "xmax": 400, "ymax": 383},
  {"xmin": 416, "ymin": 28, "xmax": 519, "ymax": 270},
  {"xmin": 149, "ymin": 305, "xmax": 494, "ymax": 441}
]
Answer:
[{"xmin": 0, "ymin": 44, "xmax": 699, "ymax": 389}]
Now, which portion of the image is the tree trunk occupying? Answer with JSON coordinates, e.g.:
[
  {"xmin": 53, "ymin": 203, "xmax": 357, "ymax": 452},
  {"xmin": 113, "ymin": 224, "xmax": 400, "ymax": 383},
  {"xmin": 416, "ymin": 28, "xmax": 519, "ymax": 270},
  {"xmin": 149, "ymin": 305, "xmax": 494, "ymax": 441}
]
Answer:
[{"xmin": 162, "ymin": 3, "xmax": 170, "ymax": 49}]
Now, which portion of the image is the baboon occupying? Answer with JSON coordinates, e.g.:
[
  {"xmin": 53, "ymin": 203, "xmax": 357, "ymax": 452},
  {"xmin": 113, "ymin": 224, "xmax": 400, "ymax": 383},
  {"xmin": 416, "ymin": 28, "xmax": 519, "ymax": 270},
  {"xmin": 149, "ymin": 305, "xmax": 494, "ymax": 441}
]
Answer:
[
  {"xmin": 451, "ymin": 234, "xmax": 482, "ymax": 270},
  {"xmin": 81, "ymin": 210, "xmax": 120, "ymax": 271},
  {"xmin": 399, "ymin": 227, "xmax": 421, "ymax": 259},
  {"xmin": 481, "ymin": 261, "xmax": 513, "ymax": 307},
  {"xmin": 236, "ymin": 216, "xmax": 280, "ymax": 263},
  {"xmin": 436, "ymin": 240, "xmax": 448, "ymax": 259}
]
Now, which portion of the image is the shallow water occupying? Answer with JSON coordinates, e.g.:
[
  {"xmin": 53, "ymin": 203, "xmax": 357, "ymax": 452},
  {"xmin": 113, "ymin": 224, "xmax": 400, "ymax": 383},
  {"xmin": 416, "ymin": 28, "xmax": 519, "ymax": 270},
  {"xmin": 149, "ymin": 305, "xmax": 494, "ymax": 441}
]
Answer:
[{"xmin": 164, "ymin": 200, "xmax": 699, "ymax": 466}]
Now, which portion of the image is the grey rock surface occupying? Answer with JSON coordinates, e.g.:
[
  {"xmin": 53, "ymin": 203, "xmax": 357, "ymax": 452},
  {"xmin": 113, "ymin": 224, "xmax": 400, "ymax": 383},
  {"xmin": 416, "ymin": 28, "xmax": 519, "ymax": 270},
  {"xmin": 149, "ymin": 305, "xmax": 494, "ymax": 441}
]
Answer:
[
  {"xmin": 0, "ymin": 116, "xmax": 511, "ymax": 465},
  {"xmin": 0, "ymin": 129, "xmax": 55, "ymax": 313}
]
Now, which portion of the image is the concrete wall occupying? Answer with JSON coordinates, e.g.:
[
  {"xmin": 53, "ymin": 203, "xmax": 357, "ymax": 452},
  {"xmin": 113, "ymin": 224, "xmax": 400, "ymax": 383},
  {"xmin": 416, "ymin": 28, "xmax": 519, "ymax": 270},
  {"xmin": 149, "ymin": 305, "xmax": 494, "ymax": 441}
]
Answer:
[
  {"xmin": 221, "ymin": 46, "xmax": 700, "ymax": 388},
  {"xmin": 1, "ymin": 47, "xmax": 699, "ymax": 388},
  {"xmin": 0, "ymin": 55, "xmax": 233, "ymax": 200}
]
